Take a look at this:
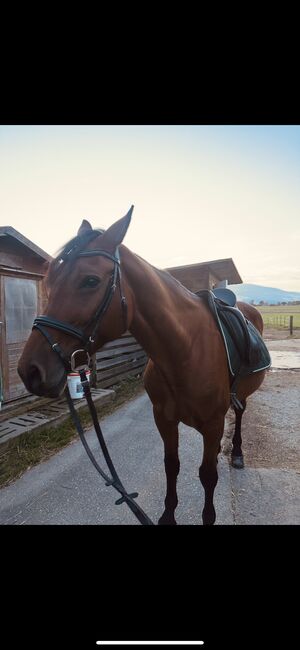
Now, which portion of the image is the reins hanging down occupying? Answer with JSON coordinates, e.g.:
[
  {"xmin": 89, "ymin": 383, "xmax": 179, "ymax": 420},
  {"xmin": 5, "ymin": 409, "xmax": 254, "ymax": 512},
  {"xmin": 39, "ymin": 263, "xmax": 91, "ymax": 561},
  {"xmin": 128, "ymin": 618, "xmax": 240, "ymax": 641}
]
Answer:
[{"xmin": 65, "ymin": 369, "xmax": 154, "ymax": 525}]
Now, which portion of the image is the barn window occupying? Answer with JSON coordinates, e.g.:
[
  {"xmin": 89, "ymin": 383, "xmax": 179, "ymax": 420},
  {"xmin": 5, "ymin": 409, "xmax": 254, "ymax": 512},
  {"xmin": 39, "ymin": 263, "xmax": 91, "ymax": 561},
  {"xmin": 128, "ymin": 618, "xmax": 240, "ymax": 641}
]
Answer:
[{"xmin": 4, "ymin": 277, "xmax": 38, "ymax": 344}]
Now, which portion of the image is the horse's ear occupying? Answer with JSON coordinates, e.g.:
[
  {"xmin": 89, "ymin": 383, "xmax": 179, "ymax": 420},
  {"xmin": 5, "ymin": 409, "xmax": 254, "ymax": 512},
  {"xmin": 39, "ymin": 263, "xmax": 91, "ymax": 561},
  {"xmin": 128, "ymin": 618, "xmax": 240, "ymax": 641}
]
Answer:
[
  {"xmin": 77, "ymin": 219, "xmax": 93, "ymax": 236},
  {"xmin": 100, "ymin": 205, "xmax": 134, "ymax": 251}
]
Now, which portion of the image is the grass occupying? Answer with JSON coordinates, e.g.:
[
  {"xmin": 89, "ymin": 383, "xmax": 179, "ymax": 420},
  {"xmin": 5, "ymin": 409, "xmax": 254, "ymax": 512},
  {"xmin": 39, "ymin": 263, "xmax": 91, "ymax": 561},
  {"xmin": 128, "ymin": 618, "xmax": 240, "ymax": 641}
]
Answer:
[
  {"xmin": 0, "ymin": 375, "xmax": 145, "ymax": 489},
  {"xmin": 255, "ymin": 304, "xmax": 300, "ymax": 329}
]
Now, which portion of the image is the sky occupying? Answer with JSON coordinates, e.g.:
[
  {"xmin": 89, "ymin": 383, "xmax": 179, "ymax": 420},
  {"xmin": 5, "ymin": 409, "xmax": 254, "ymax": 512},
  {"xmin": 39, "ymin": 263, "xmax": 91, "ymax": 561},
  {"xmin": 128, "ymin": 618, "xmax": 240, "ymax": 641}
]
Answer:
[{"xmin": 0, "ymin": 125, "xmax": 299, "ymax": 291}]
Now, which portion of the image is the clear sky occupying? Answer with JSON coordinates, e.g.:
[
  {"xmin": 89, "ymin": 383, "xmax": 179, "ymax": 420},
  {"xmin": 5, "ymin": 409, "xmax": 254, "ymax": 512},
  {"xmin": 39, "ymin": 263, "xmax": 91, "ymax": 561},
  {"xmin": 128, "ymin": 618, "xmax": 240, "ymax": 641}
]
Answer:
[{"xmin": 0, "ymin": 125, "xmax": 299, "ymax": 291}]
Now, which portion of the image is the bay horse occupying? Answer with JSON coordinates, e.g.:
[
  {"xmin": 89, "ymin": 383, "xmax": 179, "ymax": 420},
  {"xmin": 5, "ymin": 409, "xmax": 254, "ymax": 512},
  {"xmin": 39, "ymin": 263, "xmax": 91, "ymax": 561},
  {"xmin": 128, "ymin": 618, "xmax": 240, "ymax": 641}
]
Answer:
[{"xmin": 18, "ymin": 207, "xmax": 267, "ymax": 525}]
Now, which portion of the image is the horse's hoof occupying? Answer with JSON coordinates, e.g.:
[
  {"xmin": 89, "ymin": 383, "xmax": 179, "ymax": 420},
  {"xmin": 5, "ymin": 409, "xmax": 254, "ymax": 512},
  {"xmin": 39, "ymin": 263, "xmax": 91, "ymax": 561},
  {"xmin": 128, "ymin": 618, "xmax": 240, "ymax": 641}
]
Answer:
[
  {"xmin": 202, "ymin": 515, "xmax": 216, "ymax": 526},
  {"xmin": 202, "ymin": 506, "xmax": 216, "ymax": 526},
  {"xmin": 231, "ymin": 455, "xmax": 244, "ymax": 469},
  {"xmin": 158, "ymin": 514, "xmax": 177, "ymax": 525}
]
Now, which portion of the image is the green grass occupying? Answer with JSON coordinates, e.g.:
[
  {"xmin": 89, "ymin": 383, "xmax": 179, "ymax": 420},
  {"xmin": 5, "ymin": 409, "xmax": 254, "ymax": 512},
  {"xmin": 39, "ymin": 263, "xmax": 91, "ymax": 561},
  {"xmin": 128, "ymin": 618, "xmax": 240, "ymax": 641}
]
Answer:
[
  {"xmin": 255, "ymin": 304, "xmax": 300, "ymax": 329},
  {"xmin": 0, "ymin": 376, "xmax": 145, "ymax": 489}
]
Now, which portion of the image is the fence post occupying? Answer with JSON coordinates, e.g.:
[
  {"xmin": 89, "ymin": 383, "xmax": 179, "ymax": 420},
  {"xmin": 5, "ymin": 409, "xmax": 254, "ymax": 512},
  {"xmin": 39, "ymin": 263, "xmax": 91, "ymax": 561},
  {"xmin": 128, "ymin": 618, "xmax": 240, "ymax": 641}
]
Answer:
[{"xmin": 290, "ymin": 315, "xmax": 293, "ymax": 335}]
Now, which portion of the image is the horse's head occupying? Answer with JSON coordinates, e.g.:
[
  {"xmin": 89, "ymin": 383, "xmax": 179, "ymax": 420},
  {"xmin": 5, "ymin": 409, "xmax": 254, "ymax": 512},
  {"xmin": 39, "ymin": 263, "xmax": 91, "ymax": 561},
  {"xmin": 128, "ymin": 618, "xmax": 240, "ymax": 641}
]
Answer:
[{"xmin": 18, "ymin": 207, "xmax": 133, "ymax": 398}]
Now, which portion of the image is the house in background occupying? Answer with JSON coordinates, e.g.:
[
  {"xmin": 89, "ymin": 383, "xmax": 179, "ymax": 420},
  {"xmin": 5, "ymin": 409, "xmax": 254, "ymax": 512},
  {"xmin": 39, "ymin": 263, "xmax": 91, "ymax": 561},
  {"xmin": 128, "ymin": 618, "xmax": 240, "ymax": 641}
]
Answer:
[
  {"xmin": 0, "ymin": 227, "xmax": 52, "ymax": 404},
  {"xmin": 166, "ymin": 257, "xmax": 242, "ymax": 292}
]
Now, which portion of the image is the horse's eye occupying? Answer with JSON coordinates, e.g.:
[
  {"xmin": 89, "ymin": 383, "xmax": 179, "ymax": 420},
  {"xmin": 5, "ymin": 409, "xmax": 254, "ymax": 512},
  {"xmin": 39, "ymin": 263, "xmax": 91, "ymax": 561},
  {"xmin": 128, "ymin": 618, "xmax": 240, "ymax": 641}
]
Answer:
[{"xmin": 81, "ymin": 276, "xmax": 101, "ymax": 289}]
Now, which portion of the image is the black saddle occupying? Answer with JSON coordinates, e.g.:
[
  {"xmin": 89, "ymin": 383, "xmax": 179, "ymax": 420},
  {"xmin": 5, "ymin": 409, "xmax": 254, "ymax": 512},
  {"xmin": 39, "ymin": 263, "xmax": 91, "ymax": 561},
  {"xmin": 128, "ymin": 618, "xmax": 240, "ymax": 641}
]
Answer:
[
  {"xmin": 212, "ymin": 287, "xmax": 237, "ymax": 306},
  {"xmin": 195, "ymin": 289, "xmax": 271, "ymax": 408}
]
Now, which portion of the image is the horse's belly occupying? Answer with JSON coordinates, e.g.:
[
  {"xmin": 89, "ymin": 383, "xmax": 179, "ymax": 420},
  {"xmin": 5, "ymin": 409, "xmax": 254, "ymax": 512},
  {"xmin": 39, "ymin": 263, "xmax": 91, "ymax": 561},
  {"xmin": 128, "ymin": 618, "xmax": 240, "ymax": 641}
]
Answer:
[
  {"xmin": 237, "ymin": 369, "xmax": 267, "ymax": 401},
  {"xmin": 174, "ymin": 381, "xmax": 230, "ymax": 427}
]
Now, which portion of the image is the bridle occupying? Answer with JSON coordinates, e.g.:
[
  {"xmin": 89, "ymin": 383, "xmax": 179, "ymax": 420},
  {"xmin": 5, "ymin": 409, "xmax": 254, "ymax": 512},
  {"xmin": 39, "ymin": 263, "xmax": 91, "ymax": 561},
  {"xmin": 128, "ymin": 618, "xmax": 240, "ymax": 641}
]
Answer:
[
  {"xmin": 31, "ymin": 224, "xmax": 154, "ymax": 526},
  {"xmin": 33, "ymin": 240, "xmax": 128, "ymax": 373}
]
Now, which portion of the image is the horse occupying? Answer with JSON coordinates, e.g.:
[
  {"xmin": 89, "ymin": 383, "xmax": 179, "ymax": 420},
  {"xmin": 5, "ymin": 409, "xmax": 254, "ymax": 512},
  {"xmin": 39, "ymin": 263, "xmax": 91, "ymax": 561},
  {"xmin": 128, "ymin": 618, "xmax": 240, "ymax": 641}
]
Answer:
[{"xmin": 18, "ymin": 207, "xmax": 267, "ymax": 525}]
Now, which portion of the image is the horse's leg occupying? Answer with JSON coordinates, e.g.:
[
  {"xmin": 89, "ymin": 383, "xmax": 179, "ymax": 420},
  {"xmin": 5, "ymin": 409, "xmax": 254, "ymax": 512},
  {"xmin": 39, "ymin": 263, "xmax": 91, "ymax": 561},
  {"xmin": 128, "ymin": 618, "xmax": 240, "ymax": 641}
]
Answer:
[
  {"xmin": 153, "ymin": 408, "xmax": 180, "ymax": 526},
  {"xmin": 198, "ymin": 416, "xmax": 224, "ymax": 525},
  {"xmin": 231, "ymin": 399, "xmax": 246, "ymax": 469}
]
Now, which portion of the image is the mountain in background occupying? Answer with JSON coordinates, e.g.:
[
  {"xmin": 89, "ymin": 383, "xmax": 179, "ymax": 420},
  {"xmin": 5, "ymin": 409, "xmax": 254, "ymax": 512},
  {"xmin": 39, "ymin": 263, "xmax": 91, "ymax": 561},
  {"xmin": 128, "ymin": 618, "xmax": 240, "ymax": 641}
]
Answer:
[{"xmin": 227, "ymin": 283, "xmax": 300, "ymax": 304}]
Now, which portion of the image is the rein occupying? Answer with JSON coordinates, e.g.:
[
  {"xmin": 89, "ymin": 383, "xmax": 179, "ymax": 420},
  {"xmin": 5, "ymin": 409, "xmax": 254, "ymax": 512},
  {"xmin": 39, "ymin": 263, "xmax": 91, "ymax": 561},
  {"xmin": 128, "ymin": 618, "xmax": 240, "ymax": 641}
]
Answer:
[
  {"xmin": 32, "ymin": 235, "xmax": 155, "ymax": 526},
  {"xmin": 65, "ymin": 369, "xmax": 154, "ymax": 525}
]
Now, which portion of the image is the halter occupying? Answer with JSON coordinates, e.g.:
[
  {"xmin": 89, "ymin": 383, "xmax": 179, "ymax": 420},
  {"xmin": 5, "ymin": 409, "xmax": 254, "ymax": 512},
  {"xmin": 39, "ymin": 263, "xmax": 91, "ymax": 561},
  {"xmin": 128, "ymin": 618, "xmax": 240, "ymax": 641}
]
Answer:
[{"xmin": 32, "ymin": 244, "xmax": 128, "ymax": 372}]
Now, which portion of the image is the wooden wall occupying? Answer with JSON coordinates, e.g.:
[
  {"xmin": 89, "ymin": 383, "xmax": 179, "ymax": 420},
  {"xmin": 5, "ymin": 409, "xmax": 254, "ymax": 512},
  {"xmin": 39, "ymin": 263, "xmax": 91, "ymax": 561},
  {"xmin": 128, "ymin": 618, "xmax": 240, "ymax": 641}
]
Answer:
[
  {"xmin": 0, "ymin": 236, "xmax": 48, "ymax": 275},
  {"xmin": 94, "ymin": 333, "xmax": 148, "ymax": 388},
  {"xmin": 0, "ymin": 235, "xmax": 49, "ymax": 403},
  {"xmin": 167, "ymin": 267, "xmax": 220, "ymax": 292}
]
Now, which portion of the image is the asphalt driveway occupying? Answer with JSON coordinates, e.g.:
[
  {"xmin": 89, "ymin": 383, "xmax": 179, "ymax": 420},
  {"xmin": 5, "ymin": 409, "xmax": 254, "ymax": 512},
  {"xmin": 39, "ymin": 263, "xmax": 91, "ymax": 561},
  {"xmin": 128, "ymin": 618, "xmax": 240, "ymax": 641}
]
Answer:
[{"xmin": 1, "ymin": 339, "xmax": 299, "ymax": 525}]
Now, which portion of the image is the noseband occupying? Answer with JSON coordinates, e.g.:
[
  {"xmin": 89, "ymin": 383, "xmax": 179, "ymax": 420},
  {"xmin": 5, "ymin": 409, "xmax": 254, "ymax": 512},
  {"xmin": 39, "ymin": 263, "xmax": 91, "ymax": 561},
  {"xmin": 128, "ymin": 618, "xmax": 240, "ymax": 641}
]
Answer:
[{"xmin": 33, "ymin": 244, "xmax": 128, "ymax": 372}]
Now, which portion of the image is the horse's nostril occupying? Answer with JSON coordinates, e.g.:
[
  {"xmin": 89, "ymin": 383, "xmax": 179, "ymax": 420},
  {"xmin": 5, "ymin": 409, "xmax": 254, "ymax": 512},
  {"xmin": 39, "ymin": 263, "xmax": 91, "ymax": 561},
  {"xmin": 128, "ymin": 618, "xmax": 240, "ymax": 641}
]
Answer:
[
  {"xmin": 18, "ymin": 359, "xmax": 65, "ymax": 398},
  {"xmin": 28, "ymin": 364, "xmax": 43, "ymax": 393}
]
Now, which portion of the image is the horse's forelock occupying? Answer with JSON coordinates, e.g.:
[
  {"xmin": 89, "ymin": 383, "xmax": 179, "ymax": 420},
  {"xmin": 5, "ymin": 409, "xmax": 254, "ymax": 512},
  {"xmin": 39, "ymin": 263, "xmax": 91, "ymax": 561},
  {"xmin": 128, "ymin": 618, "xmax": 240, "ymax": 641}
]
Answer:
[{"xmin": 47, "ymin": 228, "xmax": 105, "ymax": 284}]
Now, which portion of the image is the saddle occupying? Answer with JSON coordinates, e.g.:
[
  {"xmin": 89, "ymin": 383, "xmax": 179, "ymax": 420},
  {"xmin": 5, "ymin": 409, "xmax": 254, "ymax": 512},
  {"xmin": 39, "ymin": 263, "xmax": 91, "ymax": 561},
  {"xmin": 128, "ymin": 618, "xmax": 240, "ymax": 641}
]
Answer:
[{"xmin": 195, "ymin": 288, "xmax": 271, "ymax": 409}]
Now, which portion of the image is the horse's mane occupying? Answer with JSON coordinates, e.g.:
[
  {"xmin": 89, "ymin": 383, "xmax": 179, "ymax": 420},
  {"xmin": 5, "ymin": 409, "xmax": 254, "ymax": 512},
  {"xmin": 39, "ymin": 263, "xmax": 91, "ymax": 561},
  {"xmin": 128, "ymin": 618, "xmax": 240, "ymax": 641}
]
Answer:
[{"xmin": 131, "ymin": 250, "xmax": 200, "ymax": 303}]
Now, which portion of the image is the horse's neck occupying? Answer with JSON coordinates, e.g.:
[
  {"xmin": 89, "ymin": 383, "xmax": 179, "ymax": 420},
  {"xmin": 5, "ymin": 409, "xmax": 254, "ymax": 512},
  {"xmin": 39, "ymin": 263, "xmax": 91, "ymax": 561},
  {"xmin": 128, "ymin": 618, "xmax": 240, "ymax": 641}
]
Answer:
[{"xmin": 121, "ymin": 246, "xmax": 204, "ymax": 365}]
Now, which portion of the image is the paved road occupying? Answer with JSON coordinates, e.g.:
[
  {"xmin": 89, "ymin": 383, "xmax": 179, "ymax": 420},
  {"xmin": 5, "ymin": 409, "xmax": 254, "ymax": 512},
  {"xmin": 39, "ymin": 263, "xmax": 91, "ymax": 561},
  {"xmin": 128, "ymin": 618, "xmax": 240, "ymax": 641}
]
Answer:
[
  {"xmin": 0, "ymin": 392, "xmax": 234, "ymax": 525},
  {"xmin": 1, "ymin": 347, "xmax": 299, "ymax": 525}
]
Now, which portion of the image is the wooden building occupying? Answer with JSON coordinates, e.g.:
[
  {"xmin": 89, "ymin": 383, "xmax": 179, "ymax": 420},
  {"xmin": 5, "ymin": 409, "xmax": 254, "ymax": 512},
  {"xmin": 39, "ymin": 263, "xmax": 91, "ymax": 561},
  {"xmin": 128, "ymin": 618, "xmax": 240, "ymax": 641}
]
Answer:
[
  {"xmin": 166, "ymin": 257, "xmax": 242, "ymax": 292},
  {"xmin": 0, "ymin": 227, "xmax": 51, "ymax": 403}
]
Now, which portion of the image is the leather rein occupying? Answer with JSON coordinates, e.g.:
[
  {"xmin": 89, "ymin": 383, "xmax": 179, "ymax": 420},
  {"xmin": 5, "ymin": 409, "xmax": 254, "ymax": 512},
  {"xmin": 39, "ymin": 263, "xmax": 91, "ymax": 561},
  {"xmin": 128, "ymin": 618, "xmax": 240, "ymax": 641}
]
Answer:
[{"xmin": 32, "ymin": 236, "xmax": 154, "ymax": 526}]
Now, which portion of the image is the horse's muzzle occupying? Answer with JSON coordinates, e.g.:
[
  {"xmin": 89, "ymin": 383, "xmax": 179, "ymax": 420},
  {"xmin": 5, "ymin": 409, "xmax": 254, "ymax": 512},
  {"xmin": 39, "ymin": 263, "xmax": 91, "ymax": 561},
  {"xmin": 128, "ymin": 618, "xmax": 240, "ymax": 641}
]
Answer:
[{"xmin": 17, "ymin": 360, "xmax": 66, "ymax": 398}]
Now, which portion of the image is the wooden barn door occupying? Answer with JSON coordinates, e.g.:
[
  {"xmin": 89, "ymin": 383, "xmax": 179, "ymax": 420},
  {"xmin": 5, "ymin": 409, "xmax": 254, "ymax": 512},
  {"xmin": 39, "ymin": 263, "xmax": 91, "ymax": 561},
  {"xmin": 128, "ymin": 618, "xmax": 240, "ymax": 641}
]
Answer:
[{"xmin": 1, "ymin": 275, "xmax": 38, "ymax": 402}]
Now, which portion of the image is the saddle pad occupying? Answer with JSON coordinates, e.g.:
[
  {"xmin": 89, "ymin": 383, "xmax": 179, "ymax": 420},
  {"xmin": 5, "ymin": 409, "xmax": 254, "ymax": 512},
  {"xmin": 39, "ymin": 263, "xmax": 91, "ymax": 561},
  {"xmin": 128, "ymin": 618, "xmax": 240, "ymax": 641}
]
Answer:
[
  {"xmin": 196, "ymin": 290, "xmax": 271, "ymax": 382},
  {"xmin": 218, "ymin": 309, "xmax": 271, "ymax": 379}
]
